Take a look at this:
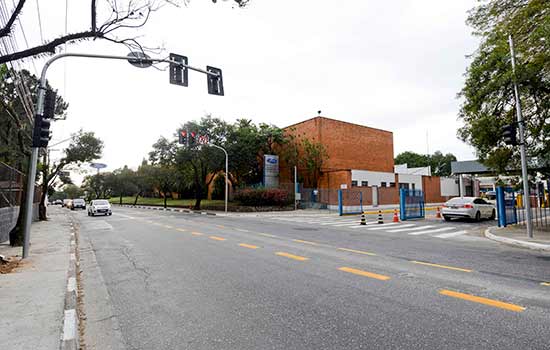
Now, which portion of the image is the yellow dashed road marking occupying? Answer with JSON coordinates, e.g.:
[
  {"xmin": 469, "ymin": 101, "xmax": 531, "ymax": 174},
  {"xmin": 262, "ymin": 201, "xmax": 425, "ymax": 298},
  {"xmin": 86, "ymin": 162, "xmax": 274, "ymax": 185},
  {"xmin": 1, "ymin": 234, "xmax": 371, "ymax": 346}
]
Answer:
[
  {"xmin": 209, "ymin": 236, "xmax": 226, "ymax": 241},
  {"xmin": 439, "ymin": 289, "xmax": 525, "ymax": 312},
  {"xmin": 293, "ymin": 239, "xmax": 318, "ymax": 245},
  {"xmin": 411, "ymin": 261, "xmax": 472, "ymax": 273},
  {"xmin": 239, "ymin": 243, "xmax": 259, "ymax": 249},
  {"xmin": 338, "ymin": 267, "xmax": 390, "ymax": 281},
  {"xmin": 337, "ymin": 247, "xmax": 376, "ymax": 256},
  {"xmin": 540, "ymin": 282, "xmax": 550, "ymax": 286},
  {"xmin": 275, "ymin": 252, "xmax": 309, "ymax": 261}
]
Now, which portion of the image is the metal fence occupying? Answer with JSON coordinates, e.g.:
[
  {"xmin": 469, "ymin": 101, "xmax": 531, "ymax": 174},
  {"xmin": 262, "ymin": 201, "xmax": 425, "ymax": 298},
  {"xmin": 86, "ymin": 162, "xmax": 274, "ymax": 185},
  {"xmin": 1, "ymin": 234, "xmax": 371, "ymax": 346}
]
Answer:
[
  {"xmin": 0, "ymin": 161, "xmax": 25, "ymax": 208},
  {"xmin": 496, "ymin": 186, "xmax": 550, "ymax": 229},
  {"xmin": 338, "ymin": 189, "xmax": 363, "ymax": 215},
  {"xmin": 298, "ymin": 187, "xmax": 339, "ymax": 211},
  {"xmin": 399, "ymin": 188, "xmax": 425, "ymax": 220}
]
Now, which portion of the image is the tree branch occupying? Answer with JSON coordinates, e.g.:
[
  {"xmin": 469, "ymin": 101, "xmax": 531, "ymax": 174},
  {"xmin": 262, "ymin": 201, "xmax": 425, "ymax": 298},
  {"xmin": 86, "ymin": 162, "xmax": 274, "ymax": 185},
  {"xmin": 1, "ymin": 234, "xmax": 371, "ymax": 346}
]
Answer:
[
  {"xmin": 0, "ymin": 31, "xmax": 103, "ymax": 65},
  {"xmin": 0, "ymin": 0, "xmax": 26, "ymax": 38}
]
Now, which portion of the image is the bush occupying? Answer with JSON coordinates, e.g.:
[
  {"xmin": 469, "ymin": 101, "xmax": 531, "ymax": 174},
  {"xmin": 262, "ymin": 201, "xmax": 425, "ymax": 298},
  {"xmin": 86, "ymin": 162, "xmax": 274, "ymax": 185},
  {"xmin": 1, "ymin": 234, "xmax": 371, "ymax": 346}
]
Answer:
[{"xmin": 234, "ymin": 188, "xmax": 291, "ymax": 207}]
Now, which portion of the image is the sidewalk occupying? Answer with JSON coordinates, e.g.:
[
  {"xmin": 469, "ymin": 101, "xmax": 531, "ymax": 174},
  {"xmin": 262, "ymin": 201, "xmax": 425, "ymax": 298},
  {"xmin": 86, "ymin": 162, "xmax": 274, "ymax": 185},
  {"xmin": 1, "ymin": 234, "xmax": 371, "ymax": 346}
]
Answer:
[
  {"xmin": 0, "ymin": 207, "xmax": 73, "ymax": 349},
  {"xmin": 485, "ymin": 225, "xmax": 550, "ymax": 252}
]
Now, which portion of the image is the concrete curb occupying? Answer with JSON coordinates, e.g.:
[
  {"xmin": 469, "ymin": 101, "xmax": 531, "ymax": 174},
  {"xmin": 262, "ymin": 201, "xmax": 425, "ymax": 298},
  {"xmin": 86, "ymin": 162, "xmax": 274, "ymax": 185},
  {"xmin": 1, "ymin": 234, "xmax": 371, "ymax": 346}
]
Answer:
[
  {"xmin": 60, "ymin": 218, "xmax": 80, "ymax": 350},
  {"xmin": 484, "ymin": 227, "xmax": 550, "ymax": 252},
  {"xmin": 115, "ymin": 203, "xmax": 216, "ymax": 216}
]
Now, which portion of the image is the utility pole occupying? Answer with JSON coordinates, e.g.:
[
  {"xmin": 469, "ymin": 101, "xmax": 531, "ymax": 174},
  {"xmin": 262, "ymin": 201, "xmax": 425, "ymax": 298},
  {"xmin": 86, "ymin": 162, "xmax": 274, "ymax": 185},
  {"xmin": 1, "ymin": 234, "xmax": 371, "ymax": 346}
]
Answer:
[{"xmin": 508, "ymin": 34, "xmax": 533, "ymax": 238}]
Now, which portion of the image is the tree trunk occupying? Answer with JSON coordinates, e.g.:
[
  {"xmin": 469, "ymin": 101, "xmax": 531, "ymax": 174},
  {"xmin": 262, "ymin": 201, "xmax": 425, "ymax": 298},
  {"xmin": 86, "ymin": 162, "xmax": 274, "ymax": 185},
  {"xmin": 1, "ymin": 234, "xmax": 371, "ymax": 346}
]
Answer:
[
  {"xmin": 133, "ymin": 192, "xmax": 141, "ymax": 206},
  {"xmin": 163, "ymin": 192, "xmax": 167, "ymax": 209},
  {"xmin": 9, "ymin": 177, "xmax": 27, "ymax": 247},
  {"xmin": 119, "ymin": 193, "xmax": 123, "ymax": 205},
  {"xmin": 38, "ymin": 189, "xmax": 47, "ymax": 221}
]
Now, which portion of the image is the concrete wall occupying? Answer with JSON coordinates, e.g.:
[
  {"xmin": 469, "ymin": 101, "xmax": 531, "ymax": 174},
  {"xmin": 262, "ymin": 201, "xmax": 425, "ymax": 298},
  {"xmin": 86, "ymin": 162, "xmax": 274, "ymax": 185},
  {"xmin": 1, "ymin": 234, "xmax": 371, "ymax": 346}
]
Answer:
[
  {"xmin": 397, "ymin": 174, "xmax": 423, "ymax": 191},
  {"xmin": 351, "ymin": 170, "xmax": 396, "ymax": 187},
  {"xmin": 440, "ymin": 177, "xmax": 459, "ymax": 196},
  {"xmin": 0, "ymin": 204, "xmax": 39, "ymax": 243}
]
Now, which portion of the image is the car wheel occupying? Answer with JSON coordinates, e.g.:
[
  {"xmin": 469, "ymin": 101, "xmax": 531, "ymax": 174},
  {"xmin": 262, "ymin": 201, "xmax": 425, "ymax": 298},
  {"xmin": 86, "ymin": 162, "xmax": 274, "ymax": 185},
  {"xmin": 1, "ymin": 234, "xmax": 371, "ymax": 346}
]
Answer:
[
  {"xmin": 87, "ymin": 212, "xmax": 90, "ymax": 216},
  {"xmin": 475, "ymin": 211, "xmax": 481, "ymax": 222},
  {"xmin": 108, "ymin": 213, "xmax": 112, "ymax": 216},
  {"xmin": 489, "ymin": 209, "xmax": 496, "ymax": 220},
  {"xmin": 443, "ymin": 215, "xmax": 451, "ymax": 222}
]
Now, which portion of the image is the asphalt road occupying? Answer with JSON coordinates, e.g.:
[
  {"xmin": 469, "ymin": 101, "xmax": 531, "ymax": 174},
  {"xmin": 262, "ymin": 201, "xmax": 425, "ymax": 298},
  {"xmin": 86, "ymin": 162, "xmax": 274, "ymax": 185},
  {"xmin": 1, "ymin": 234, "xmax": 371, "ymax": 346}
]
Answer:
[{"xmin": 73, "ymin": 206, "xmax": 550, "ymax": 350}]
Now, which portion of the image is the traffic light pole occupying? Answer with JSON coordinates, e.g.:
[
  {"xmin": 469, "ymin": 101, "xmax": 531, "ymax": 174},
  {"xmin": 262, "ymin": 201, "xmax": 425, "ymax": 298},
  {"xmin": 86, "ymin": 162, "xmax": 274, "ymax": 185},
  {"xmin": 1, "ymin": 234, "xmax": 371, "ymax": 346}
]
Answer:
[
  {"xmin": 21, "ymin": 52, "xmax": 221, "ymax": 258},
  {"xmin": 209, "ymin": 143, "xmax": 228, "ymax": 214},
  {"xmin": 509, "ymin": 35, "xmax": 533, "ymax": 238}
]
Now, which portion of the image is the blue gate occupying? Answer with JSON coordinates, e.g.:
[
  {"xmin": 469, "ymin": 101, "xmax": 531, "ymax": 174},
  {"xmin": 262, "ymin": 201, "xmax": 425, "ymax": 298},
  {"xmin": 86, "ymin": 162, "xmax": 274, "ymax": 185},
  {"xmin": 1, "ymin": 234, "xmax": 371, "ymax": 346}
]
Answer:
[
  {"xmin": 496, "ymin": 186, "xmax": 517, "ymax": 227},
  {"xmin": 399, "ymin": 188, "xmax": 425, "ymax": 220},
  {"xmin": 338, "ymin": 190, "xmax": 363, "ymax": 216}
]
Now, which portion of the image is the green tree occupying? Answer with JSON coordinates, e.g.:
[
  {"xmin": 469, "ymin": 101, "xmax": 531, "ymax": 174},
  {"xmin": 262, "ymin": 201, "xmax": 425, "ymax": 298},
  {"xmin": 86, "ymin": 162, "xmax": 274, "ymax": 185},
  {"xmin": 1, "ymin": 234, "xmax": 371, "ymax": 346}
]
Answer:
[
  {"xmin": 394, "ymin": 151, "xmax": 457, "ymax": 177},
  {"xmin": 394, "ymin": 152, "xmax": 430, "ymax": 168},
  {"xmin": 300, "ymin": 139, "xmax": 329, "ymax": 188},
  {"xmin": 39, "ymin": 131, "xmax": 103, "ymax": 220},
  {"xmin": 458, "ymin": 0, "xmax": 550, "ymax": 174},
  {"xmin": 108, "ymin": 166, "xmax": 138, "ymax": 205},
  {"xmin": 63, "ymin": 184, "xmax": 83, "ymax": 199}
]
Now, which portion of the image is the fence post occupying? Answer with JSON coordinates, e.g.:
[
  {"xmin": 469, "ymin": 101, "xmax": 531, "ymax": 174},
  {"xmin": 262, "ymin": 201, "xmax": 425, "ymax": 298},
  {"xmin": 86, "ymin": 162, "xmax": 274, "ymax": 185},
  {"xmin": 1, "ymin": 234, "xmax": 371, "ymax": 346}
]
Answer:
[
  {"xmin": 496, "ymin": 187, "xmax": 506, "ymax": 227},
  {"xmin": 399, "ymin": 188, "xmax": 406, "ymax": 221},
  {"xmin": 338, "ymin": 190, "xmax": 343, "ymax": 216},
  {"xmin": 359, "ymin": 192, "xmax": 363, "ymax": 214}
]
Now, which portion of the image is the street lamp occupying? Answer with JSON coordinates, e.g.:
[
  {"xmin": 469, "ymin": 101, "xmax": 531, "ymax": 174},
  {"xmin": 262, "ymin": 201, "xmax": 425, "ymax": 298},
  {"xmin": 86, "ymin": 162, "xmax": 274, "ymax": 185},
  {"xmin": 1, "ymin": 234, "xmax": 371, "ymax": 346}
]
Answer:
[{"xmin": 21, "ymin": 51, "xmax": 224, "ymax": 258}]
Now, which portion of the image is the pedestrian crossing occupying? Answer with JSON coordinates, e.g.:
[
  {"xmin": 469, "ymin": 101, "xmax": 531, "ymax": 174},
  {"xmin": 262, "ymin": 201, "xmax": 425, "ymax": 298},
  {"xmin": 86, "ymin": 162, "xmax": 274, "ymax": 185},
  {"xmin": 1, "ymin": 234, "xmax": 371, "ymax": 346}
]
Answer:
[{"xmin": 267, "ymin": 215, "xmax": 482, "ymax": 241}]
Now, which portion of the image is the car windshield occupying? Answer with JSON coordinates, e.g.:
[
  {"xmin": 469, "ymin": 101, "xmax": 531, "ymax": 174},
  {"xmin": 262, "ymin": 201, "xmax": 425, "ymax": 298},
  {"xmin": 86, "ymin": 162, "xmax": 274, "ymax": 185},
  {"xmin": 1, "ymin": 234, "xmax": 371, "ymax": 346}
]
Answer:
[
  {"xmin": 93, "ymin": 200, "xmax": 109, "ymax": 205},
  {"xmin": 446, "ymin": 197, "xmax": 472, "ymax": 205},
  {"xmin": 74, "ymin": 199, "xmax": 84, "ymax": 203}
]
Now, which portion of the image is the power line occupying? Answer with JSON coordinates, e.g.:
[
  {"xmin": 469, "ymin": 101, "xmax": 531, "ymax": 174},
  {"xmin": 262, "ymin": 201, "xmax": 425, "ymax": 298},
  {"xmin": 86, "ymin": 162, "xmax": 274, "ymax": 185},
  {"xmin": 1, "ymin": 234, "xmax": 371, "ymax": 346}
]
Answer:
[{"xmin": 35, "ymin": 0, "xmax": 45, "ymax": 43}]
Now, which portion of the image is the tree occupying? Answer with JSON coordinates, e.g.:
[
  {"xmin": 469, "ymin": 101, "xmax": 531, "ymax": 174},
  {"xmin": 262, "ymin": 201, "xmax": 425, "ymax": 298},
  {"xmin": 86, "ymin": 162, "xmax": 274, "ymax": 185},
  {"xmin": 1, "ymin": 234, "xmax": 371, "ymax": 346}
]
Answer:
[
  {"xmin": 300, "ymin": 139, "xmax": 328, "ymax": 188},
  {"xmin": 63, "ymin": 184, "xmax": 84, "ymax": 199},
  {"xmin": 458, "ymin": 0, "xmax": 550, "ymax": 174},
  {"xmin": 175, "ymin": 116, "xmax": 227, "ymax": 209},
  {"xmin": 0, "ymin": 0, "xmax": 250, "ymax": 65},
  {"xmin": 394, "ymin": 151, "xmax": 457, "ymax": 177},
  {"xmin": 39, "ymin": 131, "xmax": 103, "ymax": 220},
  {"xmin": 108, "ymin": 166, "xmax": 138, "ymax": 205}
]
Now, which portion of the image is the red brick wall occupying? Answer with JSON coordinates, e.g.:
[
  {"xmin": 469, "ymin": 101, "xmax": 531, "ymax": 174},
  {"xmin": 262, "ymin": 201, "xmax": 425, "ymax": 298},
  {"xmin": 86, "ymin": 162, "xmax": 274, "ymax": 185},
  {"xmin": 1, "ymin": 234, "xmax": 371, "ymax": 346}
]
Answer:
[{"xmin": 422, "ymin": 176, "xmax": 451, "ymax": 203}]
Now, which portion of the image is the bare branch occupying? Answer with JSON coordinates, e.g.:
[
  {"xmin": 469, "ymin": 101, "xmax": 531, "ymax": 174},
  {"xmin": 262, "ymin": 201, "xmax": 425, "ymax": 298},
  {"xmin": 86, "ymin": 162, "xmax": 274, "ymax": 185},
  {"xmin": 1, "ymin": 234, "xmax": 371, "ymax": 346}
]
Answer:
[
  {"xmin": 0, "ymin": 31, "xmax": 103, "ymax": 65},
  {"xmin": 0, "ymin": 0, "xmax": 27, "ymax": 38}
]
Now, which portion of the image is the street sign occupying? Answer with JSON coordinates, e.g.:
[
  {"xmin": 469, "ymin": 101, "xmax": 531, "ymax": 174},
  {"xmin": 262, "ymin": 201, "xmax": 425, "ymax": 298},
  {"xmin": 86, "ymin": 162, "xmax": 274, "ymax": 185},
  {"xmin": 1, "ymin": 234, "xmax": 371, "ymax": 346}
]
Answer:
[
  {"xmin": 206, "ymin": 66, "xmax": 224, "ymax": 96},
  {"xmin": 89, "ymin": 162, "xmax": 107, "ymax": 169},
  {"xmin": 169, "ymin": 53, "xmax": 189, "ymax": 86},
  {"xmin": 127, "ymin": 52, "xmax": 153, "ymax": 68}
]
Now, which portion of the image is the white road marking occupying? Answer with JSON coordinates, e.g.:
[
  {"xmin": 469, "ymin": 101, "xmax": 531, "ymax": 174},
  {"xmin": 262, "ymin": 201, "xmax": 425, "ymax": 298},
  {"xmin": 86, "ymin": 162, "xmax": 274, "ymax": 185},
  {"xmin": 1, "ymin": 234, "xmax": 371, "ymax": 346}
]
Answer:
[
  {"xmin": 367, "ymin": 223, "xmax": 415, "ymax": 231},
  {"xmin": 387, "ymin": 225, "xmax": 437, "ymax": 233},
  {"xmin": 62, "ymin": 309, "xmax": 77, "ymax": 340},
  {"xmin": 350, "ymin": 222, "xmax": 395, "ymax": 228},
  {"xmin": 407, "ymin": 226, "xmax": 456, "ymax": 235},
  {"xmin": 435, "ymin": 230, "xmax": 468, "ymax": 238},
  {"xmin": 67, "ymin": 277, "xmax": 76, "ymax": 292}
]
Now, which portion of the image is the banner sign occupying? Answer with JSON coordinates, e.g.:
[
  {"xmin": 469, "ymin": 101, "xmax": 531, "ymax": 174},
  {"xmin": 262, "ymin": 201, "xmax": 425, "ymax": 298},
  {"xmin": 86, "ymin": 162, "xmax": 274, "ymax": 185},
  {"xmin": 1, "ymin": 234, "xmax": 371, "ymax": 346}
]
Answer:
[{"xmin": 263, "ymin": 154, "xmax": 279, "ymax": 188}]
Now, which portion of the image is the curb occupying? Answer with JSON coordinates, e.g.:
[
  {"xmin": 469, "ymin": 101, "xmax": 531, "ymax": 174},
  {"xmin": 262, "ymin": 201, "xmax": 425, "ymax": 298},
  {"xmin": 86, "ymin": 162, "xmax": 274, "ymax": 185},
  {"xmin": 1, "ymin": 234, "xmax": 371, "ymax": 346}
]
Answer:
[
  {"xmin": 60, "ymin": 218, "xmax": 80, "ymax": 350},
  {"xmin": 116, "ymin": 203, "xmax": 217, "ymax": 216},
  {"xmin": 484, "ymin": 227, "xmax": 550, "ymax": 252}
]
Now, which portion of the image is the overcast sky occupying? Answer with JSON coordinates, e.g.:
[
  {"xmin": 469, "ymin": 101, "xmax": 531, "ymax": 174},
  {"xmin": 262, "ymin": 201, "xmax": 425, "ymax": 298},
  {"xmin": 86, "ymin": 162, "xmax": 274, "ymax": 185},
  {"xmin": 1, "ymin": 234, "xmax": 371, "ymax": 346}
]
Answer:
[{"xmin": 10, "ymin": 0, "xmax": 480, "ymax": 181}]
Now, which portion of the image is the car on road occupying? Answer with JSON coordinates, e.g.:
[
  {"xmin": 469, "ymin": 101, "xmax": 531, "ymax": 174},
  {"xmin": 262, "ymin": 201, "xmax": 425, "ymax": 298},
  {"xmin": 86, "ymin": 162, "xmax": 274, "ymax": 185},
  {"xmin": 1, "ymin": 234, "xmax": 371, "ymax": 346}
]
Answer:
[
  {"xmin": 62, "ymin": 199, "xmax": 72, "ymax": 208},
  {"xmin": 88, "ymin": 199, "xmax": 112, "ymax": 216},
  {"xmin": 441, "ymin": 196, "xmax": 496, "ymax": 221},
  {"xmin": 53, "ymin": 199, "xmax": 63, "ymax": 205},
  {"xmin": 70, "ymin": 198, "xmax": 86, "ymax": 210}
]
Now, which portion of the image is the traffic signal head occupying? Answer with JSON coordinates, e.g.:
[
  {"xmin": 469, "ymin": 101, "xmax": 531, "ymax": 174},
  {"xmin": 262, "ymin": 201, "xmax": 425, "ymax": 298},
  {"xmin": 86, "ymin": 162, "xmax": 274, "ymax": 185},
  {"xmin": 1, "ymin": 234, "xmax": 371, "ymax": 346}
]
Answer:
[
  {"xmin": 32, "ymin": 89, "xmax": 56, "ymax": 148},
  {"xmin": 178, "ymin": 130, "xmax": 187, "ymax": 145},
  {"xmin": 502, "ymin": 124, "xmax": 517, "ymax": 146},
  {"xmin": 206, "ymin": 66, "xmax": 224, "ymax": 96},
  {"xmin": 169, "ymin": 53, "xmax": 189, "ymax": 87}
]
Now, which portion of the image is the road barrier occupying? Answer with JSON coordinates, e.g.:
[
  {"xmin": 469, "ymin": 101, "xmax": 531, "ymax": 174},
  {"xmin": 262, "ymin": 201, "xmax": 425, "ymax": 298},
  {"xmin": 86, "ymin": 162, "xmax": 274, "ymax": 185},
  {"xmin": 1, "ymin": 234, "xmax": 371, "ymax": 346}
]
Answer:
[
  {"xmin": 377, "ymin": 211, "xmax": 384, "ymax": 224},
  {"xmin": 360, "ymin": 213, "xmax": 366, "ymax": 225}
]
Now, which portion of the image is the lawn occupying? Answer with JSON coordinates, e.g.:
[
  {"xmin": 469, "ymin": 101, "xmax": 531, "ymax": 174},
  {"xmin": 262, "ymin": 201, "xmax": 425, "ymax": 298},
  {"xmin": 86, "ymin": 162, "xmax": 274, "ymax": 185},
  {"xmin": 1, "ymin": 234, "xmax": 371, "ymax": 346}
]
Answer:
[{"xmin": 109, "ymin": 196, "xmax": 229, "ymax": 208}]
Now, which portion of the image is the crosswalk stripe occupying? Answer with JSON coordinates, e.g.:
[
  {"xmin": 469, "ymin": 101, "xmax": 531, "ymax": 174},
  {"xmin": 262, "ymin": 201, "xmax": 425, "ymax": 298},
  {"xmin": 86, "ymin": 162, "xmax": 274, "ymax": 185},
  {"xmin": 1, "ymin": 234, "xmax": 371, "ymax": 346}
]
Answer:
[
  {"xmin": 319, "ymin": 221, "xmax": 357, "ymax": 225},
  {"xmin": 408, "ymin": 226, "xmax": 455, "ymax": 235},
  {"xmin": 387, "ymin": 225, "xmax": 436, "ymax": 233},
  {"xmin": 435, "ymin": 230, "xmax": 467, "ymax": 238},
  {"xmin": 367, "ymin": 223, "xmax": 415, "ymax": 231},
  {"xmin": 350, "ymin": 222, "xmax": 396, "ymax": 228}
]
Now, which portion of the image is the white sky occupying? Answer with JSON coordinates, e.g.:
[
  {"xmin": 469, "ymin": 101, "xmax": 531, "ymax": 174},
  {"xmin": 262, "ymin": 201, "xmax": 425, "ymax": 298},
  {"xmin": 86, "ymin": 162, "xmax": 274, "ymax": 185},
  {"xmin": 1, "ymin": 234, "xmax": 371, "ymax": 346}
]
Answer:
[{"xmin": 10, "ymin": 0, "xmax": 480, "ymax": 182}]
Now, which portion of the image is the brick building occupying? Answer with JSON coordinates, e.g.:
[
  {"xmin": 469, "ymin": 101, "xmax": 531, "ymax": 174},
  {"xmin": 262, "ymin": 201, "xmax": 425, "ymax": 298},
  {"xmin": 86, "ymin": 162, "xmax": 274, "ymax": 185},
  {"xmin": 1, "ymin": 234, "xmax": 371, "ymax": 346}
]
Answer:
[{"xmin": 280, "ymin": 116, "xmax": 457, "ymax": 205}]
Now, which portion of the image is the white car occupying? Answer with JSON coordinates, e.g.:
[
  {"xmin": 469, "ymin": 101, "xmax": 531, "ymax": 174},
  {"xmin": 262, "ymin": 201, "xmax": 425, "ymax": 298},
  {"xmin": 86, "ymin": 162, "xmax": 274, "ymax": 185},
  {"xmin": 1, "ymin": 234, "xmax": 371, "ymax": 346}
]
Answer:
[
  {"xmin": 71, "ymin": 198, "xmax": 86, "ymax": 210},
  {"xmin": 441, "ymin": 197, "xmax": 496, "ymax": 221},
  {"xmin": 88, "ymin": 199, "xmax": 112, "ymax": 216}
]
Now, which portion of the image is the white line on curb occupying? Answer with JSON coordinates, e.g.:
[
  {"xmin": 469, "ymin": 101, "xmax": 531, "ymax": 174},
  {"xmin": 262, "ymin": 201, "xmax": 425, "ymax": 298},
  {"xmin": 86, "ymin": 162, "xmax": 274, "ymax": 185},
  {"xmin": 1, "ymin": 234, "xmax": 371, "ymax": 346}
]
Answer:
[
  {"xmin": 67, "ymin": 277, "xmax": 76, "ymax": 292},
  {"xmin": 62, "ymin": 309, "xmax": 77, "ymax": 340}
]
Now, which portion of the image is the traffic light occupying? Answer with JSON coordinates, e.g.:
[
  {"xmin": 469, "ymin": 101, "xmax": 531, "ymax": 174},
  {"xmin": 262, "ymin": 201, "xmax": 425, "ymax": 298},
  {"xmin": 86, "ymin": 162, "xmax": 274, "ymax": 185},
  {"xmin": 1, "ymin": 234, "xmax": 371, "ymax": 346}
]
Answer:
[
  {"xmin": 178, "ymin": 130, "xmax": 188, "ymax": 145},
  {"xmin": 169, "ymin": 53, "xmax": 188, "ymax": 87},
  {"xmin": 502, "ymin": 124, "xmax": 517, "ymax": 145},
  {"xmin": 32, "ymin": 89, "xmax": 56, "ymax": 147},
  {"xmin": 206, "ymin": 66, "xmax": 224, "ymax": 96},
  {"xmin": 189, "ymin": 131, "xmax": 197, "ymax": 146}
]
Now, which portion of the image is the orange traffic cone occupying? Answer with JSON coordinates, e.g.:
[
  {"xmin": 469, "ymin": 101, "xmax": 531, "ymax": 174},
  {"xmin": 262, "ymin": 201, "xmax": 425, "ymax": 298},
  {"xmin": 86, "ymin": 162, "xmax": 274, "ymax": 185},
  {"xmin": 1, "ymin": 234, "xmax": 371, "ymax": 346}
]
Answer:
[
  {"xmin": 393, "ymin": 209, "xmax": 399, "ymax": 223},
  {"xmin": 436, "ymin": 207, "xmax": 441, "ymax": 219}
]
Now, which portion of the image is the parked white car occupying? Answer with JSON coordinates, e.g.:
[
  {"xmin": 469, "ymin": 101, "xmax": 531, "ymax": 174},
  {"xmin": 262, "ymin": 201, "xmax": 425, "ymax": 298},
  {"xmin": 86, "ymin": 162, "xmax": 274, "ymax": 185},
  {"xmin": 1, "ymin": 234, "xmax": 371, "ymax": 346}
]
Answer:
[
  {"xmin": 71, "ymin": 198, "xmax": 86, "ymax": 210},
  {"xmin": 87, "ymin": 199, "xmax": 112, "ymax": 216},
  {"xmin": 441, "ymin": 197, "xmax": 496, "ymax": 221}
]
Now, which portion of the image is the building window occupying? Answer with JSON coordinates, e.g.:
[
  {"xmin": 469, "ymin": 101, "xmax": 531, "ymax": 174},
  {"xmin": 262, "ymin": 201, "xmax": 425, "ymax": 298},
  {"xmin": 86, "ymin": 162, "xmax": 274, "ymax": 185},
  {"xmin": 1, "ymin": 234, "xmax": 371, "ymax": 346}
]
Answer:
[
  {"xmin": 399, "ymin": 183, "xmax": 409, "ymax": 190},
  {"xmin": 361, "ymin": 181, "xmax": 368, "ymax": 187},
  {"xmin": 381, "ymin": 182, "xmax": 387, "ymax": 187},
  {"xmin": 412, "ymin": 183, "xmax": 416, "ymax": 190},
  {"xmin": 389, "ymin": 182, "xmax": 396, "ymax": 188},
  {"xmin": 351, "ymin": 180, "xmax": 358, "ymax": 187}
]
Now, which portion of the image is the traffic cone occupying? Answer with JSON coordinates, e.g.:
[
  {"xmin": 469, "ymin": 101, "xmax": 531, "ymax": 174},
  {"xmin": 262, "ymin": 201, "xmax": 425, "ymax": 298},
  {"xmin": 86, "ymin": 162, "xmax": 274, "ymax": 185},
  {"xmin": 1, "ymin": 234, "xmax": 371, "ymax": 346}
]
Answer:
[
  {"xmin": 377, "ymin": 210, "xmax": 384, "ymax": 224},
  {"xmin": 436, "ymin": 207, "xmax": 441, "ymax": 219},
  {"xmin": 360, "ymin": 213, "xmax": 366, "ymax": 225},
  {"xmin": 393, "ymin": 209, "xmax": 399, "ymax": 223}
]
